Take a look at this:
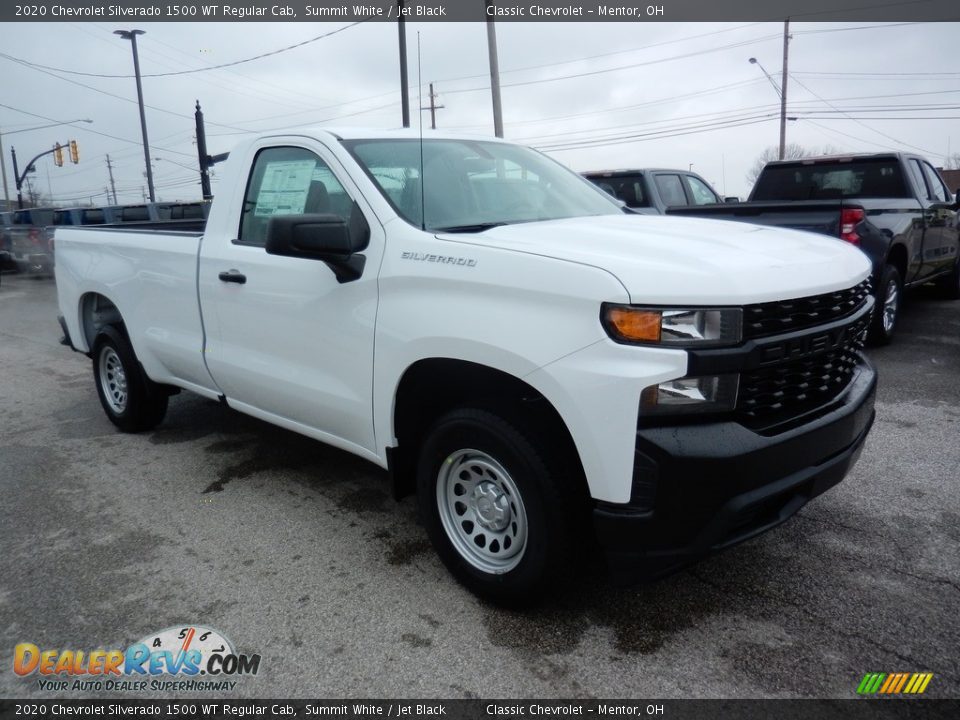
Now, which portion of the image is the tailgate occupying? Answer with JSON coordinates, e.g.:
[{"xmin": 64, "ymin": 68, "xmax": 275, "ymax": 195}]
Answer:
[{"xmin": 667, "ymin": 200, "xmax": 853, "ymax": 239}]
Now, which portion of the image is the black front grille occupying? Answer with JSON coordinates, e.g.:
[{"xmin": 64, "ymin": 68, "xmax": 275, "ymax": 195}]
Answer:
[
  {"xmin": 742, "ymin": 279, "xmax": 872, "ymax": 339},
  {"xmin": 737, "ymin": 306, "xmax": 871, "ymax": 427}
]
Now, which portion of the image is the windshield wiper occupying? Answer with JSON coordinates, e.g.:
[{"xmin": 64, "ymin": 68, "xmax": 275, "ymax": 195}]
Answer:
[{"xmin": 432, "ymin": 222, "xmax": 509, "ymax": 233}]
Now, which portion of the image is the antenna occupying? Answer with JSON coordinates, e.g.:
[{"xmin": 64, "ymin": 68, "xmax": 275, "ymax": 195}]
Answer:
[{"xmin": 417, "ymin": 31, "xmax": 425, "ymax": 231}]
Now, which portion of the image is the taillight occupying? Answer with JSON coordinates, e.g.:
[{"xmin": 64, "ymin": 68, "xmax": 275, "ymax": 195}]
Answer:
[
  {"xmin": 29, "ymin": 228, "xmax": 40, "ymax": 245},
  {"xmin": 839, "ymin": 208, "xmax": 864, "ymax": 245}
]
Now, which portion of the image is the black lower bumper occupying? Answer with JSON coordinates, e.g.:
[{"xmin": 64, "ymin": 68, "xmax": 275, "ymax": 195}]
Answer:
[{"xmin": 594, "ymin": 356, "xmax": 877, "ymax": 578}]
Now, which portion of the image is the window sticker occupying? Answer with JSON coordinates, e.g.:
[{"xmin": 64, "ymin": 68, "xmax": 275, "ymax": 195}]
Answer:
[{"xmin": 254, "ymin": 159, "xmax": 316, "ymax": 217}]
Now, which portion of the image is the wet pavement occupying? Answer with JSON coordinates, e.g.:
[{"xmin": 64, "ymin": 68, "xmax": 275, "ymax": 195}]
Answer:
[{"xmin": 1, "ymin": 273, "xmax": 957, "ymax": 699}]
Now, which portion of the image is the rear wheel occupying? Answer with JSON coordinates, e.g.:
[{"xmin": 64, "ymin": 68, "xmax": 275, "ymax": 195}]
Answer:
[
  {"xmin": 416, "ymin": 406, "xmax": 577, "ymax": 606},
  {"xmin": 868, "ymin": 264, "xmax": 901, "ymax": 345},
  {"xmin": 92, "ymin": 326, "xmax": 168, "ymax": 432}
]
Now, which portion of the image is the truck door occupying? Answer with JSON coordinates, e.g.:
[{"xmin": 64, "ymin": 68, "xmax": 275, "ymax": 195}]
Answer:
[
  {"xmin": 198, "ymin": 140, "xmax": 382, "ymax": 455},
  {"xmin": 919, "ymin": 160, "xmax": 959, "ymax": 278}
]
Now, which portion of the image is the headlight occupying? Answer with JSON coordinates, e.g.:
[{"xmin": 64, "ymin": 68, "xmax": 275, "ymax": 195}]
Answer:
[
  {"xmin": 601, "ymin": 304, "xmax": 742, "ymax": 347},
  {"xmin": 641, "ymin": 374, "xmax": 739, "ymax": 416}
]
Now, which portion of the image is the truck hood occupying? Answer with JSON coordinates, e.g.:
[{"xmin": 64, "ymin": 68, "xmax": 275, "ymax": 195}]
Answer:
[{"xmin": 439, "ymin": 214, "xmax": 871, "ymax": 305}]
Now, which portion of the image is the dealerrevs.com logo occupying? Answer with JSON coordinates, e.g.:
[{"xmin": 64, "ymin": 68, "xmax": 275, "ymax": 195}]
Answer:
[{"xmin": 13, "ymin": 625, "xmax": 261, "ymax": 692}]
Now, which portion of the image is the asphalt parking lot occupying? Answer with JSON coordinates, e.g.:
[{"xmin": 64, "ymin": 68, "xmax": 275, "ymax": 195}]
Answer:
[{"xmin": 1, "ymin": 272, "xmax": 958, "ymax": 700}]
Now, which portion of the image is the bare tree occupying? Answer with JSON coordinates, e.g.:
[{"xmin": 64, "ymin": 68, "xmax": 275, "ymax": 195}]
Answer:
[
  {"xmin": 945, "ymin": 152, "xmax": 960, "ymax": 170},
  {"xmin": 746, "ymin": 143, "xmax": 842, "ymax": 187}
]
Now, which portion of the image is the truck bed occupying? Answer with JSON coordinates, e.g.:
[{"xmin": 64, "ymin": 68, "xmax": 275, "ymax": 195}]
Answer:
[{"xmin": 55, "ymin": 225, "xmax": 215, "ymax": 397}]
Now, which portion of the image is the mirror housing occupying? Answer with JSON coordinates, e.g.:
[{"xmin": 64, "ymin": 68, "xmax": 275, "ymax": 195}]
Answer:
[
  {"xmin": 265, "ymin": 213, "xmax": 367, "ymax": 283},
  {"xmin": 724, "ymin": 196, "xmax": 740, "ymax": 204}
]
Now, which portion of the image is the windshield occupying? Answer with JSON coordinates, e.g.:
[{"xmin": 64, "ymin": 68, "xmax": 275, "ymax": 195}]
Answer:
[{"xmin": 343, "ymin": 138, "xmax": 622, "ymax": 232}]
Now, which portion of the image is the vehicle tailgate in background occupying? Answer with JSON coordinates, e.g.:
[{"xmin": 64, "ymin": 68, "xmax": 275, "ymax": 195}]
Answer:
[{"xmin": 667, "ymin": 200, "xmax": 852, "ymax": 238}]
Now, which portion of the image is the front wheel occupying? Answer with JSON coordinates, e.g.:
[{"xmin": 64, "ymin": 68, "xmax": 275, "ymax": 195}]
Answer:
[
  {"xmin": 868, "ymin": 264, "xmax": 902, "ymax": 345},
  {"xmin": 92, "ymin": 326, "xmax": 168, "ymax": 432},
  {"xmin": 416, "ymin": 407, "xmax": 576, "ymax": 606}
]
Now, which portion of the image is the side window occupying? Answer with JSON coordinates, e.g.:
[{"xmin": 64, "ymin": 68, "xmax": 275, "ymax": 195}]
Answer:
[
  {"xmin": 908, "ymin": 159, "xmax": 931, "ymax": 200},
  {"xmin": 238, "ymin": 146, "xmax": 349, "ymax": 247},
  {"xmin": 654, "ymin": 174, "xmax": 687, "ymax": 207},
  {"xmin": 921, "ymin": 162, "xmax": 949, "ymax": 203},
  {"xmin": 685, "ymin": 175, "xmax": 720, "ymax": 205}
]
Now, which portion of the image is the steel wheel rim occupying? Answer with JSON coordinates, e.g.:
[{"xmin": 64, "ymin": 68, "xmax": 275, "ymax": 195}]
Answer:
[
  {"xmin": 436, "ymin": 449, "xmax": 528, "ymax": 574},
  {"xmin": 98, "ymin": 346, "xmax": 128, "ymax": 414},
  {"xmin": 882, "ymin": 279, "xmax": 899, "ymax": 333}
]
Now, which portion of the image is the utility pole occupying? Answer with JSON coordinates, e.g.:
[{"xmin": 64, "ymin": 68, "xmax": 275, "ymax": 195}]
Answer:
[
  {"xmin": 106, "ymin": 155, "xmax": 118, "ymax": 204},
  {"xmin": 195, "ymin": 101, "xmax": 213, "ymax": 200},
  {"xmin": 0, "ymin": 127, "xmax": 9, "ymax": 210},
  {"xmin": 484, "ymin": 0, "xmax": 504, "ymax": 138},
  {"xmin": 11, "ymin": 146, "xmax": 22, "ymax": 208},
  {"xmin": 421, "ymin": 83, "xmax": 445, "ymax": 130},
  {"xmin": 115, "ymin": 29, "xmax": 155, "ymax": 202},
  {"xmin": 779, "ymin": 18, "xmax": 790, "ymax": 161},
  {"xmin": 398, "ymin": 0, "xmax": 410, "ymax": 128}
]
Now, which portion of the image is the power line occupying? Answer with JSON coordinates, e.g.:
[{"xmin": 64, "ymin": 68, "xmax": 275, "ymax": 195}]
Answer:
[
  {"xmin": 536, "ymin": 115, "xmax": 780, "ymax": 152},
  {"xmin": 443, "ymin": 34, "xmax": 783, "ymax": 96},
  {"xmin": 0, "ymin": 100, "xmax": 195, "ymax": 159},
  {"xmin": 0, "ymin": 53, "xmax": 250, "ymax": 135},
  {"xmin": 0, "ymin": 22, "xmax": 366, "ymax": 79},
  {"xmin": 788, "ymin": 72, "xmax": 943, "ymax": 156}
]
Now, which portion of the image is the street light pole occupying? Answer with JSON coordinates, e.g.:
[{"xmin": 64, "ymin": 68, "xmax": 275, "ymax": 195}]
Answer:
[{"xmin": 115, "ymin": 29, "xmax": 155, "ymax": 202}]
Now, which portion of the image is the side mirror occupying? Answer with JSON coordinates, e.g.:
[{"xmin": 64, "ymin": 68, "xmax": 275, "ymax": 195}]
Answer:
[
  {"xmin": 266, "ymin": 213, "xmax": 366, "ymax": 283},
  {"xmin": 724, "ymin": 196, "xmax": 740, "ymax": 204}
]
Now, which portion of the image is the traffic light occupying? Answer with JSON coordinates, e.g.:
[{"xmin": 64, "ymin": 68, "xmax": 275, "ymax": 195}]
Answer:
[
  {"xmin": 54, "ymin": 143, "xmax": 64, "ymax": 167},
  {"xmin": 69, "ymin": 140, "xmax": 79, "ymax": 164}
]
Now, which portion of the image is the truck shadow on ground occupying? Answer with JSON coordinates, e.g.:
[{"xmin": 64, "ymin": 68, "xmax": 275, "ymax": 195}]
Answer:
[{"xmin": 142, "ymin": 391, "xmax": 958, "ymax": 697}]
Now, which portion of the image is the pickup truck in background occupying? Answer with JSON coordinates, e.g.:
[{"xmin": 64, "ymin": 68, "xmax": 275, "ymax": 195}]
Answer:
[
  {"xmin": 56, "ymin": 129, "xmax": 876, "ymax": 605},
  {"xmin": 670, "ymin": 153, "xmax": 960, "ymax": 344},
  {"xmin": 582, "ymin": 167, "xmax": 733, "ymax": 214}
]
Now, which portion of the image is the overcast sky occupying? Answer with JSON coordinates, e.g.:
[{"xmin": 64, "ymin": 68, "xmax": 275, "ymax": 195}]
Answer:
[{"xmin": 1, "ymin": 20, "xmax": 957, "ymax": 207}]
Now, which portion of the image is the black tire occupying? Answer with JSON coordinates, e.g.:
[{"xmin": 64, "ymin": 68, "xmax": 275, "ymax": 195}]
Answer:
[
  {"xmin": 868, "ymin": 264, "xmax": 902, "ymax": 346},
  {"xmin": 416, "ymin": 406, "xmax": 577, "ymax": 606},
  {"xmin": 92, "ymin": 325, "xmax": 168, "ymax": 433},
  {"xmin": 934, "ymin": 256, "xmax": 960, "ymax": 300}
]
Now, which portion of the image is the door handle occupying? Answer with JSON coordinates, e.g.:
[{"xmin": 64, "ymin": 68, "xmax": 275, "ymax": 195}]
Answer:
[{"xmin": 218, "ymin": 270, "xmax": 247, "ymax": 284}]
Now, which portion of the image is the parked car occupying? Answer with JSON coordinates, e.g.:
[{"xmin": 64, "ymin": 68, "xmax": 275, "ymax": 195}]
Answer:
[
  {"xmin": 56, "ymin": 128, "xmax": 876, "ymax": 605},
  {"xmin": 1, "ymin": 211, "xmax": 16, "ymax": 276},
  {"xmin": 9, "ymin": 207, "xmax": 55, "ymax": 276},
  {"xmin": 671, "ymin": 153, "xmax": 960, "ymax": 344},
  {"xmin": 582, "ymin": 168, "xmax": 732, "ymax": 214}
]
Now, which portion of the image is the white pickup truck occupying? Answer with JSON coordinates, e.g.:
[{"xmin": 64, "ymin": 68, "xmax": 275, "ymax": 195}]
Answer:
[{"xmin": 56, "ymin": 129, "xmax": 877, "ymax": 604}]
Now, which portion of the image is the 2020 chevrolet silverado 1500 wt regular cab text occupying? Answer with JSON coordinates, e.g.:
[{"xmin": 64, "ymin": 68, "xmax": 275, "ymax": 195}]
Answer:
[{"xmin": 55, "ymin": 129, "xmax": 877, "ymax": 605}]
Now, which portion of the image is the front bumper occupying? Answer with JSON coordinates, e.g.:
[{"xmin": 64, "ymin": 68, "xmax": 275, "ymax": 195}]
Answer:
[{"xmin": 594, "ymin": 354, "xmax": 877, "ymax": 578}]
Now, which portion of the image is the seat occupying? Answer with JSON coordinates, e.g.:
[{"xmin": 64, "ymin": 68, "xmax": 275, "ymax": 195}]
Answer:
[{"xmin": 304, "ymin": 181, "xmax": 330, "ymax": 213}]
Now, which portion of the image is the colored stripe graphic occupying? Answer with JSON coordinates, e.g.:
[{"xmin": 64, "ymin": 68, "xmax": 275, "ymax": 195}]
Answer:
[
  {"xmin": 893, "ymin": 673, "xmax": 909, "ymax": 693},
  {"xmin": 858, "ymin": 672, "xmax": 933, "ymax": 695},
  {"xmin": 857, "ymin": 673, "xmax": 886, "ymax": 694},
  {"xmin": 879, "ymin": 674, "xmax": 897, "ymax": 693}
]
